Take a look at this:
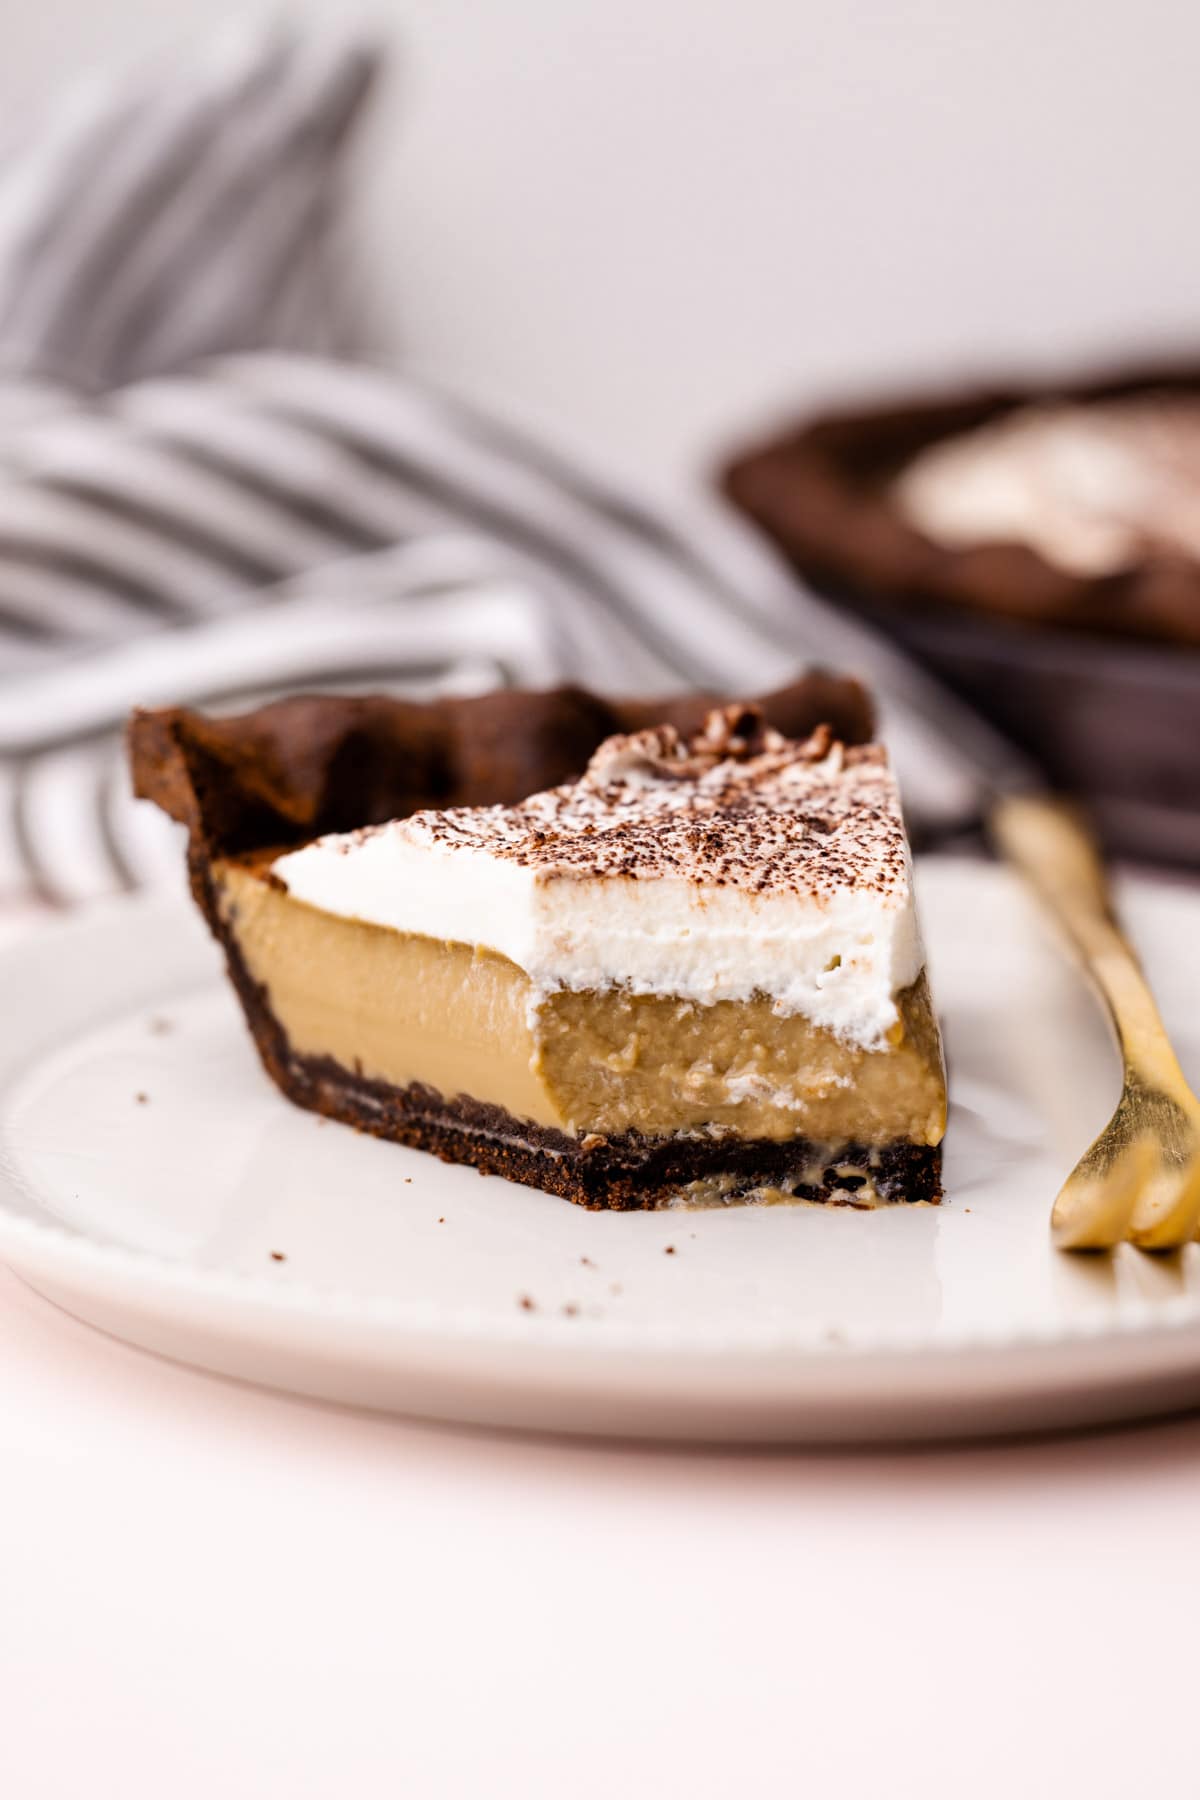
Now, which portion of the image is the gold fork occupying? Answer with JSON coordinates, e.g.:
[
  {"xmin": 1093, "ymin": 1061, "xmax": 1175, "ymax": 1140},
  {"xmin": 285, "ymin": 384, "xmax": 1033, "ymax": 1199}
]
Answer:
[{"xmin": 991, "ymin": 795, "xmax": 1200, "ymax": 1251}]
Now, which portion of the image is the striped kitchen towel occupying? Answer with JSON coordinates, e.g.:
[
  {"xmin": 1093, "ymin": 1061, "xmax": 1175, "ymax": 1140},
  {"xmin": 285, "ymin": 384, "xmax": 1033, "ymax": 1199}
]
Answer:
[{"xmin": 0, "ymin": 20, "xmax": 1000, "ymax": 921}]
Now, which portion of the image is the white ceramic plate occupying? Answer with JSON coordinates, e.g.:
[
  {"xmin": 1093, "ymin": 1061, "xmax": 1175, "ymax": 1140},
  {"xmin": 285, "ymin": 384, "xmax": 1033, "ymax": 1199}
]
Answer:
[{"xmin": 3, "ymin": 859, "xmax": 1200, "ymax": 1442}]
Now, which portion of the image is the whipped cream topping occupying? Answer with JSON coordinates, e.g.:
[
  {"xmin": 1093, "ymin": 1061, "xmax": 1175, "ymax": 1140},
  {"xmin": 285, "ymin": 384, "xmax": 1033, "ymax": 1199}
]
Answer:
[
  {"xmin": 271, "ymin": 707, "xmax": 926, "ymax": 1048},
  {"xmin": 895, "ymin": 395, "xmax": 1200, "ymax": 577}
]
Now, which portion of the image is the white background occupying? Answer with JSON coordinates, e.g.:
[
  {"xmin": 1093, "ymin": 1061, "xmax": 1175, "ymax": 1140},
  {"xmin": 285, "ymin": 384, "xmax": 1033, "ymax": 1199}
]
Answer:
[
  {"xmin": 3, "ymin": 6, "xmax": 1200, "ymax": 1795},
  {"xmin": 2, "ymin": 0, "xmax": 1198, "ymax": 495}
]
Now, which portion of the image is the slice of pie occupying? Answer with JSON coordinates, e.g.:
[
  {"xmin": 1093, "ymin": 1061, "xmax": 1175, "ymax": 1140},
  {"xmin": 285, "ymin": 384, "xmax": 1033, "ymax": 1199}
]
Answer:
[{"xmin": 130, "ymin": 679, "xmax": 944, "ymax": 1209}]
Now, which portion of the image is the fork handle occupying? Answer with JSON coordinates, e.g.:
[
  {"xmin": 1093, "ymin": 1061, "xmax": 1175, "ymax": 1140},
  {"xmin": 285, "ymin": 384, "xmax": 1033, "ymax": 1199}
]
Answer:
[{"xmin": 990, "ymin": 795, "xmax": 1195, "ymax": 1109}]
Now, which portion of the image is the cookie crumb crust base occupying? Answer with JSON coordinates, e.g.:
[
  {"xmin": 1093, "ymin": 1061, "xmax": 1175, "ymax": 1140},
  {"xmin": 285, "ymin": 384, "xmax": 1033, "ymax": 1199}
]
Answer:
[{"xmin": 275, "ymin": 1044, "xmax": 941, "ymax": 1210}]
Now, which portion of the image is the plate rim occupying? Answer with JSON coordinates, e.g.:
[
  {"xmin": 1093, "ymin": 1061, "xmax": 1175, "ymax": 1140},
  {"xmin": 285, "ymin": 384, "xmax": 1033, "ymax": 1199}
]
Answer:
[{"xmin": 3, "ymin": 864, "xmax": 1200, "ymax": 1373}]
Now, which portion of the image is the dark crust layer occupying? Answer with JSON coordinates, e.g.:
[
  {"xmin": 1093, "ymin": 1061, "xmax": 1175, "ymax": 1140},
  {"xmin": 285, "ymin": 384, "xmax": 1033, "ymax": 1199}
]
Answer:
[
  {"xmin": 721, "ymin": 358, "xmax": 1200, "ymax": 647},
  {"xmin": 220, "ymin": 889, "xmax": 941, "ymax": 1209},
  {"xmin": 284, "ymin": 1055, "xmax": 943, "ymax": 1210}
]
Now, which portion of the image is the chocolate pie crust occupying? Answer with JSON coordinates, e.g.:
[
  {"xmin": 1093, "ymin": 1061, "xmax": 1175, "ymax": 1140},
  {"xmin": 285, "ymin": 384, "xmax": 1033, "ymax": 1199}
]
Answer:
[
  {"xmin": 127, "ymin": 678, "xmax": 945, "ymax": 1210},
  {"xmin": 722, "ymin": 358, "xmax": 1200, "ymax": 646}
]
